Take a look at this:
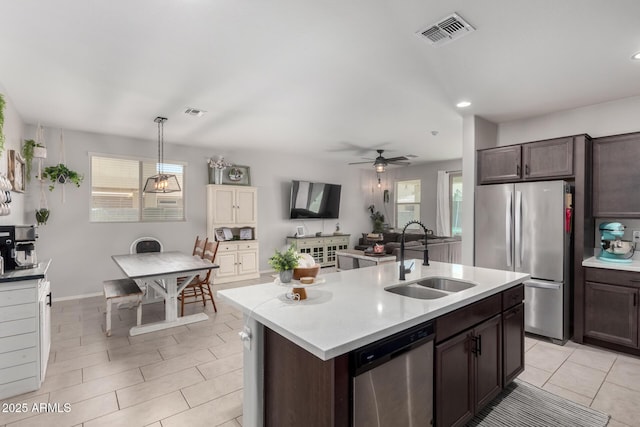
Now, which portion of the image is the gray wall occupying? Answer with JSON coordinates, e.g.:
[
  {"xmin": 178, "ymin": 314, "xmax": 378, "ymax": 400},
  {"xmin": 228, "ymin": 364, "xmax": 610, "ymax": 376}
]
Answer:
[{"xmin": 23, "ymin": 125, "xmax": 371, "ymax": 299}]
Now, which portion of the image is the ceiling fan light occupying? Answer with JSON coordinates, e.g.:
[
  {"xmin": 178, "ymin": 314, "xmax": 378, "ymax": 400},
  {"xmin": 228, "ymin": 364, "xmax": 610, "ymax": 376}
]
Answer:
[{"xmin": 375, "ymin": 163, "xmax": 386, "ymax": 173}]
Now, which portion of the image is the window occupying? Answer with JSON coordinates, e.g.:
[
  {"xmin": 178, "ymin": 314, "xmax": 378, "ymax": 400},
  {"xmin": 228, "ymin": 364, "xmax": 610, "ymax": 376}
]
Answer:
[
  {"xmin": 450, "ymin": 172, "xmax": 463, "ymax": 236},
  {"xmin": 395, "ymin": 179, "xmax": 421, "ymax": 228},
  {"xmin": 90, "ymin": 155, "xmax": 185, "ymax": 222}
]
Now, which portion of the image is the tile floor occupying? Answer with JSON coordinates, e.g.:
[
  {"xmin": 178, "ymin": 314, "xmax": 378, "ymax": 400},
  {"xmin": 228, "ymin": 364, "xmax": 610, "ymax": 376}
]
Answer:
[{"xmin": 1, "ymin": 275, "xmax": 639, "ymax": 426}]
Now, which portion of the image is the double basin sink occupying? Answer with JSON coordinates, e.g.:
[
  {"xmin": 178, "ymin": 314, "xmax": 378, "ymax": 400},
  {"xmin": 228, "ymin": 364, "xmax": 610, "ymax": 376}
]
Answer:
[{"xmin": 385, "ymin": 277, "xmax": 475, "ymax": 299}]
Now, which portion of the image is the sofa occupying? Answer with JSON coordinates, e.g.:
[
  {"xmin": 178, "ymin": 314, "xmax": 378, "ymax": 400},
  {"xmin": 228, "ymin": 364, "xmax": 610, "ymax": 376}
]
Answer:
[{"xmin": 356, "ymin": 231, "xmax": 462, "ymax": 263}]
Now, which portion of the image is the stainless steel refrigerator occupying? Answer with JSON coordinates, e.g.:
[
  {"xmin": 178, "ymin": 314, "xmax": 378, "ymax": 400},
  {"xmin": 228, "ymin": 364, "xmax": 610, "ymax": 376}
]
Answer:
[{"xmin": 475, "ymin": 180, "xmax": 571, "ymax": 342}]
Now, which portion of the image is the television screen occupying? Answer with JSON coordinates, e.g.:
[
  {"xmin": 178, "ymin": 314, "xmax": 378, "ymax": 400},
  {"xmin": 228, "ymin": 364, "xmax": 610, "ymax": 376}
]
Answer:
[{"xmin": 289, "ymin": 180, "xmax": 341, "ymax": 219}]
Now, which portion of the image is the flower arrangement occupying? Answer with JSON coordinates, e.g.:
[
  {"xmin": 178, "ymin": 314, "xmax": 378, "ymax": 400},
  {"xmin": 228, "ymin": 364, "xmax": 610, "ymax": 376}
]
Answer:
[
  {"xmin": 208, "ymin": 157, "xmax": 232, "ymax": 169},
  {"xmin": 268, "ymin": 245, "xmax": 301, "ymax": 272}
]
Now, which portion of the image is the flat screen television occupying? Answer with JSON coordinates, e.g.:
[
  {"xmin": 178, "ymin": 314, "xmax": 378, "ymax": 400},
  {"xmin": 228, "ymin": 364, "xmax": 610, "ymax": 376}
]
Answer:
[{"xmin": 289, "ymin": 180, "xmax": 341, "ymax": 219}]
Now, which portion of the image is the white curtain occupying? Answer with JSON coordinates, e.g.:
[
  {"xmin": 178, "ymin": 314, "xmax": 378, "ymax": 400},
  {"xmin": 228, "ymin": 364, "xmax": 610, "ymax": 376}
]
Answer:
[{"xmin": 436, "ymin": 170, "xmax": 451, "ymax": 237}]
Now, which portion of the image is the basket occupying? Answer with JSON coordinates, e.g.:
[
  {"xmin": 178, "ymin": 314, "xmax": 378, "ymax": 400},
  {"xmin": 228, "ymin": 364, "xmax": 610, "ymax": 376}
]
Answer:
[{"xmin": 293, "ymin": 265, "xmax": 320, "ymax": 280}]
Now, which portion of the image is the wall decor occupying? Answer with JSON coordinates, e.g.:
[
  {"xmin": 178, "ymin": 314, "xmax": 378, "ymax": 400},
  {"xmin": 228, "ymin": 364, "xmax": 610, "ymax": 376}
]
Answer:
[
  {"xmin": 240, "ymin": 227, "xmax": 253, "ymax": 240},
  {"xmin": 221, "ymin": 165, "xmax": 251, "ymax": 186},
  {"xmin": 8, "ymin": 150, "xmax": 25, "ymax": 193}
]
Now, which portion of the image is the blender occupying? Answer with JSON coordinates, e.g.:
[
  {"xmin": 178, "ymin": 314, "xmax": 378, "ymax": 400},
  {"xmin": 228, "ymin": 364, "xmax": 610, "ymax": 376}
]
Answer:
[{"xmin": 599, "ymin": 222, "xmax": 636, "ymax": 263}]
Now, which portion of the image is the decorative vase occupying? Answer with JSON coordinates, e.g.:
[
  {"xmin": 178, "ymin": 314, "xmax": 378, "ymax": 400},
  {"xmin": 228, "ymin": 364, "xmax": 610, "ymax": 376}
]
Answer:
[
  {"xmin": 33, "ymin": 147, "xmax": 47, "ymax": 159},
  {"xmin": 279, "ymin": 270, "xmax": 293, "ymax": 283},
  {"xmin": 36, "ymin": 209, "xmax": 49, "ymax": 225},
  {"xmin": 209, "ymin": 168, "xmax": 224, "ymax": 184}
]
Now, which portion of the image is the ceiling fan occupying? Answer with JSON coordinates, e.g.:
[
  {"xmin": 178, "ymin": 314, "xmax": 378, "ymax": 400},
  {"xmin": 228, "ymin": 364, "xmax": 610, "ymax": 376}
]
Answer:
[{"xmin": 348, "ymin": 149, "xmax": 412, "ymax": 173}]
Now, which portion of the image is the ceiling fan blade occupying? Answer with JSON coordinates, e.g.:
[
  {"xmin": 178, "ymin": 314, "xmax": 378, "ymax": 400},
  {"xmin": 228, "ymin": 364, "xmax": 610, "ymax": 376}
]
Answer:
[
  {"xmin": 384, "ymin": 156, "xmax": 410, "ymax": 162},
  {"xmin": 348, "ymin": 160, "xmax": 376, "ymax": 165},
  {"xmin": 388, "ymin": 161, "xmax": 411, "ymax": 166}
]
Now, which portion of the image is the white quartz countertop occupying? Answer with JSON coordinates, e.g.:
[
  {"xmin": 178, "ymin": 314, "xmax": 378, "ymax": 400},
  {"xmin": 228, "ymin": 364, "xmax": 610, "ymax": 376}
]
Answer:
[
  {"xmin": 218, "ymin": 261, "xmax": 529, "ymax": 360},
  {"xmin": 582, "ymin": 255, "xmax": 640, "ymax": 272}
]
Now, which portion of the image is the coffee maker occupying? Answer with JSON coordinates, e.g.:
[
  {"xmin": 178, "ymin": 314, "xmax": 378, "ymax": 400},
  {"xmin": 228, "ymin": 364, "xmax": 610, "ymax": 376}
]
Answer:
[{"xmin": 0, "ymin": 225, "xmax": 38, "ymax": 271}]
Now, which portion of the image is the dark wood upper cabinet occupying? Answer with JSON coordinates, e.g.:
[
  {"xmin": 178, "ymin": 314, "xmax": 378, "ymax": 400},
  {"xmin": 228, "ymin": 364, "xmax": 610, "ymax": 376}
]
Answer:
[
  {"xmin": 478, "ymin": 145, "xmax": 522, "ymax": 184},
  {"xmin": 478, "ymin": 137, "xmax": 575, "ymax": 185},
  {"xmin": 522, "ymin": 137, "xmax": 573, "ymax": 180},
  {"xmin": 593, "ymin": 132, "xmax": 640, "ymax": 217}
]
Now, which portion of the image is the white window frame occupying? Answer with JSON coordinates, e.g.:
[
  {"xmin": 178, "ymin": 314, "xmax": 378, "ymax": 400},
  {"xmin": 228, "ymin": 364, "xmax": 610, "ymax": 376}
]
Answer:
[
  {"xmin": 395, "ymin": 179, "xmax": 421, "ymax": 229},
  {"xmin": 89, "ymin": 153, "xmax": 187, "ymax": 223},
  {"xmin": 449, "ymin": 172, "xmax": 463, "ymax": 236}
]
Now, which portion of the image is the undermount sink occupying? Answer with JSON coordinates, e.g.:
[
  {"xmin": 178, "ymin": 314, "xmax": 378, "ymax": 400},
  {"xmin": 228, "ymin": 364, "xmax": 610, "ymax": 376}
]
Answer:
[
  {"xmin": 385, "ymin": 277, "xmax": 476, "ymax": 300},
  {"xmin": 416, "ymin": 277, "xmax": 476, "ymax": 292}
]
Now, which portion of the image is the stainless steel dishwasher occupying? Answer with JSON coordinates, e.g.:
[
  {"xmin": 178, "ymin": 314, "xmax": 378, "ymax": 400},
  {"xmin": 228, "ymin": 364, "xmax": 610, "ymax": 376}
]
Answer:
[{"xmin": 351, "ymin": 321, "xmax": 435, "ymax": 427}]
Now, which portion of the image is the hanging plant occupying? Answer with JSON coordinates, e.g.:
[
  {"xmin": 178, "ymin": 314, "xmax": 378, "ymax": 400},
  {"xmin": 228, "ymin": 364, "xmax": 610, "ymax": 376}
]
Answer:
[
  {"xmin": 35, "ymin": 208, "xmax": 50, "ymax": 225},
  {"xmin": 41, "ymin": 163, "xmax": 84, "ymax": 191},
  {"xmin": 22, "ymin": 139, "xmax": 47, "ymax": 184},
  {"xmin": 0, "ymin": 94, "xmax": 5, "ymax": 156}
]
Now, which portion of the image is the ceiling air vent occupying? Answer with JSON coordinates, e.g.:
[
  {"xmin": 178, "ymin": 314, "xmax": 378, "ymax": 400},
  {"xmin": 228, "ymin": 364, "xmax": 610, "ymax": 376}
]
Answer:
[
  {"xmin": 184, "ymin": 108, "xmax": 206, "ymax": 117},
  {"xmin": 416, "ymin": 13, "xmax": 475, "ymax": 47}
]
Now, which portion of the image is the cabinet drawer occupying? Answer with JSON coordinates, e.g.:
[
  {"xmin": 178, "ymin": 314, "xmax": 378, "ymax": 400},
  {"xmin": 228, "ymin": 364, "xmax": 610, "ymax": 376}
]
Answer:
[
  {"xmin": 0, "ymin": 362, "xmax": 37, "ymax": 385},
  {"xmin": 502, "ymin": 284, "xmax": 524, "ymax": 310},
  {"xmin": 0, "ymin": 347, "xmax": 37, "ymax": 370},
  {"xmin": 0, "ymin": 303, "xmax": 37, "ymax": 322},
  {"xmin": 236, "ymin": 242, "xmax": 258, "ymax": 251},
  {"xmin": 0, "ymin": 318, "xmax": 37, "ymax": 338},
  {"xmin": 0, "ymin": 288, "xmax": 36, "ymax": 307},
  {"xmin": 585, "ymin": 267, "xmax": 640, "ymax": 288},
  {"xmin": 436, "ymin": 294, "xmax": 501, "ymax": 343},
  {"xmin": 0, "ymin": 332, "xmax": 37, "ymax": 353},
  {"xmin": 218, "ymin": 243, "xmax": 239, "ymax": 252},
  {"xmin": 294, "ymin": 238, "xmax": 323, "ymax": 247}
]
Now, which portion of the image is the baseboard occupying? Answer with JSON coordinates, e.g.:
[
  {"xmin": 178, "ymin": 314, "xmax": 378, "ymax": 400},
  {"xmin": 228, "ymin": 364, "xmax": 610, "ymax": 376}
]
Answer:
[{"xmin": 52, "ymin": 291, "xmax": 102, "ymax": 302}]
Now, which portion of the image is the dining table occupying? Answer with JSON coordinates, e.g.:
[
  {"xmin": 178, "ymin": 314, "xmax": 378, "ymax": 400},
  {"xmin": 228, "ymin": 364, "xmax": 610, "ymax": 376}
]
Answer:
[{"xmin": 112, "ymin": 251, "xmax": 219, "ymax": 336}]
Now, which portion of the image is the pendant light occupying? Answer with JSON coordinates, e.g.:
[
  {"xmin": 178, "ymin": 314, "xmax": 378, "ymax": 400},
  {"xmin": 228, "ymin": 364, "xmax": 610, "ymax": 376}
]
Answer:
[{"xmin": 143, "ymin": 116, "xmax": 181, "ymax": 193}]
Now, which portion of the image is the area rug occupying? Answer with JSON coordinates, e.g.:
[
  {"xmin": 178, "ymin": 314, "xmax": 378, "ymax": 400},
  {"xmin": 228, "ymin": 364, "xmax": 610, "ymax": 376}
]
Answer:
[{"xmin": 467, "ymin": 379, "xmax": 610, "ymax": 427}]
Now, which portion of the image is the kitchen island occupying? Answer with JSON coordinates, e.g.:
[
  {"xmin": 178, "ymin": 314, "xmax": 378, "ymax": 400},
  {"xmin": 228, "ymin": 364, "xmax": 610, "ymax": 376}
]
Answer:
[{"xmin": 219, "ymin": 260, "xmax": 529, "ymax": 426}]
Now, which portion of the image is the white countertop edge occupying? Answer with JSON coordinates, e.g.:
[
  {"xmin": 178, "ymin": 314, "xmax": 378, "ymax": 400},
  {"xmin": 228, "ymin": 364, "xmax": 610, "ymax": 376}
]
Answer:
[
  {"xmin": 582, "ymin": 256, "xmax": 640, "ymax": 272},
  {"xmin": 219, "ymin": 270, "xmax": 529, "ymax": 361}
]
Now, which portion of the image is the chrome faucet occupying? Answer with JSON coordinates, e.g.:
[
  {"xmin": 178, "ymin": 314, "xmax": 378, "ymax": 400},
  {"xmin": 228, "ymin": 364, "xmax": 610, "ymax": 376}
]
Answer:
[{"xmin": 399, "ymin": 220, "xmax": 430, "ymax": 280}]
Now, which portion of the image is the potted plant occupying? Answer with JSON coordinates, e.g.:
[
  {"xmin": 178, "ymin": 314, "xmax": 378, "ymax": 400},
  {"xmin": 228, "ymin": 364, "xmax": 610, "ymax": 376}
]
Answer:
[
  {"xmin": 35, "ymin": 208, "xmax": 50, "ymax": 225},
  {"xmin": 268, "ymin": 244, "xmax": 301, "ymax": 283},
  {"xmin": 22, "ymin": 139, "xmax": 47, "ymax": 184},
  {"xmin": 41, "ymin": 163, "xmax": 84, "ymax": 191},
  {"xmin": 368, "ymin": 205, "xmax": 385, "ymax": 234}
]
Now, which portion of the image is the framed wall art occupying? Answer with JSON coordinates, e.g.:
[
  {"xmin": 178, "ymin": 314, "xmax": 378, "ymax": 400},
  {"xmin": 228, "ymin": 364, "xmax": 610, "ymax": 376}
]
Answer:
[
  {"xmin": 8, "ymin": 150, "xmax": 25, "ymax": 193},
  {"xmin": 221, "ymin": 165, "xmax": 251, "ymax": 186}
]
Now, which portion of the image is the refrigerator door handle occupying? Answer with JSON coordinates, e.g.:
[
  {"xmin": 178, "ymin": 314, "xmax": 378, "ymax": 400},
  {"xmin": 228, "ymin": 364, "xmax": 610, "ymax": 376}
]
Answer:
[
  {"xmin": 515, "ymin": 190, "xmax": 522, "ymax": 268},
  {"xmin": 506, "ymin": 191, "xmax": 512, "ymax": 267},
  {"xmin": 525, "ymin": 280, "xmax": 562, "ymax": 290}
]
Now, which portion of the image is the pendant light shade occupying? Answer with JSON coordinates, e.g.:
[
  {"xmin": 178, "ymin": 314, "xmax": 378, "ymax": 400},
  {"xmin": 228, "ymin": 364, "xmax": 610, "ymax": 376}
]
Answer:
[{"xmin": 143, "ymin": 117, "xmax": 181, "ymax": 194}]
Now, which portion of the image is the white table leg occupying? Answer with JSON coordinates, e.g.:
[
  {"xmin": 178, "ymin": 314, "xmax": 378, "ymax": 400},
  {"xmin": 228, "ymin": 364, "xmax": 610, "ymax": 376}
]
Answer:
[
  {"xmin": 106, "ymin": 299, "xmax": 112, "ymax": 337},
  {"xmin": 129, "ymin": 272, "xmax": 208, "ymax": 336}
]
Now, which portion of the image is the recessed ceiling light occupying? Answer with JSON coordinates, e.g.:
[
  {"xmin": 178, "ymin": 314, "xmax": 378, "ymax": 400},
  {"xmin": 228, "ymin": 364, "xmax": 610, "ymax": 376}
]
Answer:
[
  {"xmin": 632, "ymin": 51, "xmax": 640, "ymax": 60},
  {"xmin": 184, "ymin": 108, "xmax": 206, "ymax": 117},
  {"xmin": 456, "ymin": 101, "xmax": 471, "ymax": 108}
]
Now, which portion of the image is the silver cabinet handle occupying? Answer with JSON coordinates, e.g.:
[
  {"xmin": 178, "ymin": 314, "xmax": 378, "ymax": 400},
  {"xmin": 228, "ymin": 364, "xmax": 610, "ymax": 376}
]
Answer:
[
  {"xmin": 515, "ymin": 190, "xmax": 523, "ymax": 267},
  {"xmin": 525, "ymin": 280, "xmax": 561, "ymax": 290}
]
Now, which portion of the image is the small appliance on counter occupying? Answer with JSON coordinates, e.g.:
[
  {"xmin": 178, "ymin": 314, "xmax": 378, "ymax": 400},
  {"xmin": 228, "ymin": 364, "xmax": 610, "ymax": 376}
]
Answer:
[
  {"xmin": 0, "ymin": 225, "xmax": 38, "ymax": 271},
  {"xmin": 599, "ymin": 222, "xmax": 636, "ymax": 263}
]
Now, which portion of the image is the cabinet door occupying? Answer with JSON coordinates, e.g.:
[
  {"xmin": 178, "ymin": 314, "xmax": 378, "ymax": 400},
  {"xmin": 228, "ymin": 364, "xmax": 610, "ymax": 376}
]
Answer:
[
  {"xmin": 474, "ymin": 314, "xmax": 502, "ymax": 409},
  {"xmin": 593, "ymin": 133, "xmax": 640, "ymax": 217},
  {"xmin": 215, "ymin": 252, "xmax": 238, "ymax": 279},
  {"xmin": 502, "ymin": 303, "xmax": 524, "ymax": 386},
  {"xmin": 522, "ymin": 137, "xmax": 573, "ymax": 180},
  {"xmin": 238, "ymin": 250, "xmax": 258, "ymax": 275},
  {"xmin": 478, "ymin": 146, "xmax": 522, "ymax": 184},
  {"xmin": 435, "ymin": 331, "xmax": 474, "ymax": 427},
  {"xmin": 585, "ymin": 281, "xmax": 638, "ymax": 348},
  {"xmin": 236, "ymin": 187, "xmax": 257, "ymax": 224},
  {"xmin": 210, "ymin": 187, "xmax": 236, "ymax": 224}
]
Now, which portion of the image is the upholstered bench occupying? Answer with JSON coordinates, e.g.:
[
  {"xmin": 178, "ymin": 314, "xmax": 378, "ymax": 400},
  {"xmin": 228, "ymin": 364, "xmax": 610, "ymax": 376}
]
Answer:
[{"xmin": 103, "ymin": 278, "xmax": 143, "ymax": 337}]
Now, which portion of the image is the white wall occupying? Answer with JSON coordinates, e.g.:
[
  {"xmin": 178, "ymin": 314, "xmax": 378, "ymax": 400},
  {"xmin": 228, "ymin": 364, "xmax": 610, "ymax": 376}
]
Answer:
[
  {"xmin": 366, "ymin": 158, "xmax": 462, "ymax": 233},
  {"xmin": 23, "ymin": 126, "xmax": 370, "ymax": 299},
  {"xmin": 0, "ymin": 86, "xmax": 26, "ymax": 224},
  {"xmin": 498, "ymin": 95, "xmax": 640, "ymax": 145}
]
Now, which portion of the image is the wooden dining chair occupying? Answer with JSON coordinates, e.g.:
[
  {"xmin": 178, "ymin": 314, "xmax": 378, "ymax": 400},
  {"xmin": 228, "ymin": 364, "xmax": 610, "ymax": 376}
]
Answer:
[
  {"xmin": 192, "ymin": 235, "xmax": 208, "ymax": 257},
  {"xmin": 179, "ymin": 240, "xmax": 219, "ymax": 316}
]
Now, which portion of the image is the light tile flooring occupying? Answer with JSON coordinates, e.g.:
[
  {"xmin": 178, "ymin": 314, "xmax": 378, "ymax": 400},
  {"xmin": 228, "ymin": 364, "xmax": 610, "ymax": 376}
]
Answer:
[{"xmin": 2, "ymin": 275, "xmax": 640, "ymax": 426}]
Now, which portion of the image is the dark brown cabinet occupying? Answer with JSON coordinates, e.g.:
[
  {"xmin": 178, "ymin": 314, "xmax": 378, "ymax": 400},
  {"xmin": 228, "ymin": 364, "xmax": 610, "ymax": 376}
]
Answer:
[
  {"xmin": 522, "ymin": 137, "xmax": 573, "ymax": 180},
  {"xmin": 478, "ymin": 137, "xmax": 575, "ymax": 184},
  {"xmin": 585, "ymin": 281, "xmax": 638, "ymax": 348},
  {"xmin": 502, "ymin": 303, "xmax": 525, "ymax": 385},
  {"xmin": 478, "ymin": 145, "xmax": 522, "ymax": 184},
  {"xmin": 593, "ymin": 132, "xmax": 640, "ymax": 217},
  {"xmin": 435, "ymin": 314, "xmax": 503, "ymax": 427}
]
